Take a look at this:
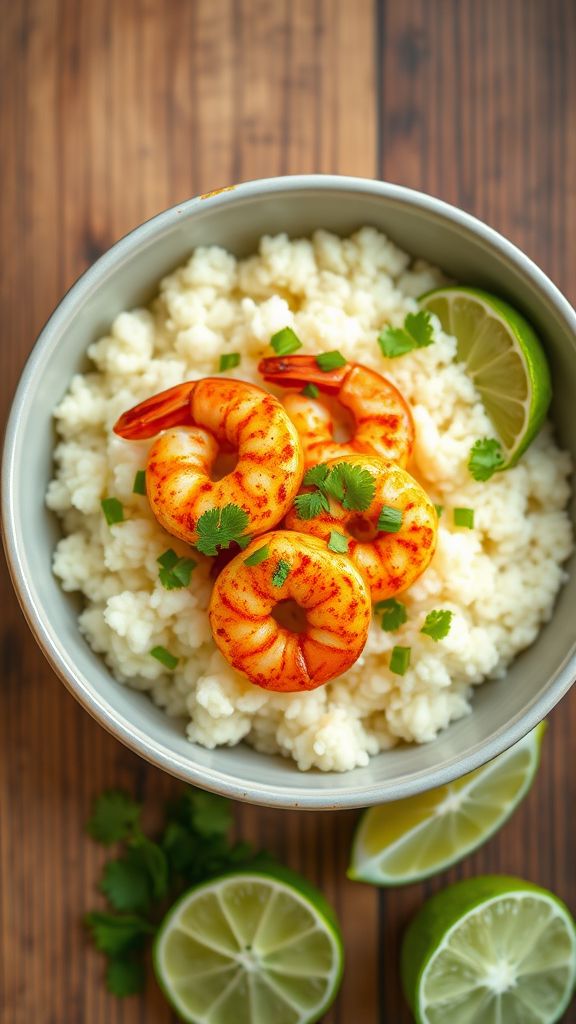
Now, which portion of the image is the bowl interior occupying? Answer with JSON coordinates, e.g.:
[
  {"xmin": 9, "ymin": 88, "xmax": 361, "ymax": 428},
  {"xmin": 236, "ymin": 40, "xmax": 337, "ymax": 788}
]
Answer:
[{"xmin": 4, "ymin": 178, "xmax": 576, "ymax": 807}]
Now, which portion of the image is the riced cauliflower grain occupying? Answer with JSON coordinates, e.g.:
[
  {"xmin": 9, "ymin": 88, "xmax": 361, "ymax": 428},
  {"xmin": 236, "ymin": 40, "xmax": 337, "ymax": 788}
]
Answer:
[{"xmin": 48, "ymin": 229, "xmax": 573, "ymax": 772}]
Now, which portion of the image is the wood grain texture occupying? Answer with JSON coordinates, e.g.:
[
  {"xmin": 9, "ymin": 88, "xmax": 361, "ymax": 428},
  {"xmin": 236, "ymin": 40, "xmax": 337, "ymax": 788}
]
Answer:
[{"xmin": 0, "ymin": 1, "xmax": 574, "ymax": 1021}]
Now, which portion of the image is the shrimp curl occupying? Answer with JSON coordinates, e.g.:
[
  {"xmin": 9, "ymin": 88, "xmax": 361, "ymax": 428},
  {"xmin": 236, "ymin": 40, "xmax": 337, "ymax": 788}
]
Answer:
[
  {"xmin": 259, "ymin": 355, "xmax": 415, "ymax": 468},
  {"xmin": 285, "ymin": 455, "xmax": 437, "ymax": 602},
  {"xmin": 209, "ymin": 531, "xmax": 372, "ymax": 691},
  {"xmin": 113, "ymin": 378, "xmax": 304, "ymax": 545}
]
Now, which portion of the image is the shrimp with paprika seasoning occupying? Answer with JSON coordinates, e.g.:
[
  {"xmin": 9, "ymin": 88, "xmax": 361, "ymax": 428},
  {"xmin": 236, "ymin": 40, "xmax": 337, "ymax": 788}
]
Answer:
[
  {"xmin": 209, "ymin": 530, "xmax": 371, "ymax": 691},
  {"xmin": 259, "ymin": 355, "xmax": 414, "ymax": 468},
  {"xmin": 285, "ymin": 455, "xmax": 437, "ymax": 602},
  {"xmin": 113, "ymin": 378, "xmax": 304, "ymax": 546}
]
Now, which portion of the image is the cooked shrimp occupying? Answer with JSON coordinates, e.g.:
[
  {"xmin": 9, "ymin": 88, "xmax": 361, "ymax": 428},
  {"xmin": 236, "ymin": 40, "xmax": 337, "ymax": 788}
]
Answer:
[
  {"xmin": 209, "ymin": 530, "xmax": 371, "ymax": 691},
  {"xmin": 113, "ymin": 379, "xmax": 304, "ymax": 545},
  {"xmin": 285, "ymin": 455, "xmax": 437, "ymax": 602},
  {"xmin": 259, "ymin": 355, "xmax": 414, "ymax": 468}
]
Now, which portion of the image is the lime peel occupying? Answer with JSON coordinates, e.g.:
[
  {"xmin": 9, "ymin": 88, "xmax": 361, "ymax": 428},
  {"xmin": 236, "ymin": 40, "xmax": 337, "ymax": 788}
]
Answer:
[
  {"xmin": 348, "ymin": 723, "xmax": 545, "ymax": 886},
  {"xmin": 153, "ymin": 867, "xmax": 344, "ymax": 1024},
  {"xmin": 420, "ymin": 286, "xmax": 552, "ymax": 467},
  {"xmin": 401, "ymin": 875, "xmax": 576, "ymax": 1024}
]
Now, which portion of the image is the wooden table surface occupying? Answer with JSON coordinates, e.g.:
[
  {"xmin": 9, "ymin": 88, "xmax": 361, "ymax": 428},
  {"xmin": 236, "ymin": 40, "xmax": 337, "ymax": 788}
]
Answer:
[{"xmin": 1, "ymin": 1, "xmax": 575, "ymax": 1021}]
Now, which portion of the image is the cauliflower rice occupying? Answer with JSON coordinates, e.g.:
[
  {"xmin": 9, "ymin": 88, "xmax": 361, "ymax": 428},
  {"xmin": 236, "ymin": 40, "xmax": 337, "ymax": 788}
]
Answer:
[{"xmin": 47, "ymin": 228, "xmax": 573, "ymax": 772}]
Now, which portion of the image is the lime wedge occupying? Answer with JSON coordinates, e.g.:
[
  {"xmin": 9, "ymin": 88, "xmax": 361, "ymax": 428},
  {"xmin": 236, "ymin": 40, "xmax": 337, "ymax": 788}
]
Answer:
[
  {"xmin": 153, "ymin": 867, "xmax": 344, "ymax": 1024},
  {"xmin": 402, "ymin": 875, "xmax": 576, "ymax": 1023},
  {"xmin": 348, "ymin": 723, "xmax": 545, "ymax": 886},
  {"xmin": 420, "ymin": 286, "xmax": 552, "ymax": 465}
]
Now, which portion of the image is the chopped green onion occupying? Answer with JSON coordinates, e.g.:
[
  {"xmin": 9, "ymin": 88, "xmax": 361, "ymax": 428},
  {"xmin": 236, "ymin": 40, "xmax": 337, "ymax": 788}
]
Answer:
[
  {"xmin": 453, "ymin": 507, "xmax": 475, "ymax": 529},
  {"xmin": 101, "ymin": 498, "xmax": 124, "ymax": 526},
  {"xmin": 421, "ymin": 609, "xmax": 453, "ymax": 641},
  {"xmin": 218, "ymin": 352, "xmax": 241, "ymax": 372},
  {"xmin": 315, "ymin": 350, "xmax": 347, "ymax": 372},
  {"xmin": 434, "ymin": 503, "xmax": 444, "ymax": 519},
  {"xmin": 244, "ymin": 544, "xmax": 270, "ymax": 567},
  {"xmin": 301, "ymin": 383, "xmax": 319, "ymax": 399},
  {"xmin": 270, "ymin": 326, "xmax": 302, "ymax": 356},
  {"xmin": 378, "ymin": 505, "xmax": 403, "ymax": 533},
  {"xmin": 272, "ymin": 559, "xmax": 291, "ymax": 588},
  {"xmin": 157, "ymin": 549, "xmax": 179, "ymax": 570},
  {"xmin": 132, "ymin": 470, "xmax": 147, "ymax": 496},
  {"xmin": 150, "ymin": 646, "xmax": 179, "ymax": 670},
  {"xmin": 328, "ymin": 531, "xmax": 349, "ymax": 554},
  {"xmin": 390, "ymin": 645, "xmax": 411, "ymax": 676},
  {"xmin": 375, "ymin": 598, "xmax": 407, "ymax": 632}
]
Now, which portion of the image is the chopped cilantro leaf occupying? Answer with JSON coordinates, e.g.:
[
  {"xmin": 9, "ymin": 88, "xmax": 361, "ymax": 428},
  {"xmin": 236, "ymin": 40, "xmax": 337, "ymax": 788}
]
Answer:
[
  {"xmin": 106, "ymin": 955, "xmax": 146, "ymax": 997},
  {"xmin": 301, "ymin": 383, "xmax": 319, "ymax": 398},
  {"xmin": 270, "ymin": 326, "xmax": 302, "ymax": 356},
  {"xmin": 183, "ymin": 789, "xmax": 233, "ymax": 838},
  {"xmin": 303, "ymin": 463, "xmax": 330, "ymax": 488},
  {"xmin": 150, "ymin": 646, "xmax": 179, "ymax": 670},
  {"xmin": 244, "ymin": 544, "xmax": 270, "ymax": 567},
  {"xmin": 101, "ymin": 497, "xmax": 124, "ymax": 525},
  {"xmin": 421, "ymin": 609, "xmax": 453, "ymax": 641},
  {"xmin": 453, "ymin": 507, "xmax": 475, "ymax": 529},
  {"xmin": 84, "ymin": 911, "xmax": 154, "ymax": 956},
  {"xmin": 315, "ymin": 350, "xmax": 347, "ymax": 372},
  {"xmin": 196, "ymin": 503, "xmax": 250, "ymax": 556},
  {"xmin": 293, "ymin": 489, "xmax": 330, "ymax": 520},
  {"xmin": 328, "ymin": 530, "xmax": 349, "ymax": 553},
  {"xmin": 390, "ymin": 645, "xmax": 411, "ymax": 676},
  {"xmin": 272, "ymin": 559, "xmax": 291, "ymax": 587},
  {"xmin": 218, "ymin": 352, "xmax": 241, "ymax": 372},
  {"xmin": 86, "ymin": 791, "xmax": 141, "ymax": 845},
  {"xmin": 468, "ymin": 437, "xmax": 505, "ymax": 481},
  {"xmin": 157, "ymin": 548, "xmax": 179, "ymax": 570},
  {"xmin": 378, "ymin": 505, "xmax": 403, "ymax": 533},
  {"xmin": 378, "ymin": 310, "xmax": 434, "ymax": 358},
  {"xmin": 132, "ymin": 470, "xmax": 146, "ymax": 496},
  {"xmin": 157, "ymin": 550, "xmax": 197, "ymax": 589},
  {"xmin": 326, "ymin": 463, "xmax": 375, "ymax": 511},
  {"xmin": 404, "ymin": 310, "xmax": 434, "ymax": 347},
  {"xmin": 100, "ymin": 853, "xmax": 153, "ymax": 913},
  {"xmin": 375, "ymin": 597, "xmax": 407, "ymax": 632}
]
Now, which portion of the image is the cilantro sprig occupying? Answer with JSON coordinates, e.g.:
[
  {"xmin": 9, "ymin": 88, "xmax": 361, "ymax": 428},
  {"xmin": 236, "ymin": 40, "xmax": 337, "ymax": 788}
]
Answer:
[
  {"xmin": 196, "ymin": 503, "xmax": 251, "ymax": 556},
  {"xmin": 468, "ymin": 437, "xmax": 505, "ymax": 481},
  {"xmin": 421, "ymin": 609, "xmax": 453, "ymax": 641},
  {"xmin": 85, "ymin": 787, "xmax": 275, "ymax": 999},
  {"xmin": 294, "ymin": 462, "xmax": 376, "ymax": 520},
  {"xmin": 378, "ymin": 310, "xmax": 434, "ymax": 358}
]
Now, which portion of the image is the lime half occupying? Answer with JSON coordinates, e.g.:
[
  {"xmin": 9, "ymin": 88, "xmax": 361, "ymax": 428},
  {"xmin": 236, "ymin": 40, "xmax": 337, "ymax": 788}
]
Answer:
[
  {"xmin": 153, "ymin": 867, "xmax": 343, "ymax": 1024},
  {"xmin": 348, "ymin": 723, "xmax": 545, "ymax": 886},
  {"xmin": 402, "ymin": 875, "xmax": 576, "ymax": 1023},
  {"xmin": 420, "ymin": 286, "xmax": 552, "ymax": 465}
]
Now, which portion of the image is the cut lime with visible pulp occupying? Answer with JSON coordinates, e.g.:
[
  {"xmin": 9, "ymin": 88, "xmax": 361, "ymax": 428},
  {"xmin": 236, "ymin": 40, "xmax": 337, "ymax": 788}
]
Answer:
[
  {"xmin": 401, "ymin": 875, "xmax": 576, "ymax": 1023},
  {"xmin": 348, "ymin": 723, "xmax": 545, "ymax": 886},
  {"xmin": 420, "ymin": 286, "xmax": 552, "ymax": 466},
  {"xmin": 153, "ymin": 867, "xmax": 344, "ymax": 1024}
]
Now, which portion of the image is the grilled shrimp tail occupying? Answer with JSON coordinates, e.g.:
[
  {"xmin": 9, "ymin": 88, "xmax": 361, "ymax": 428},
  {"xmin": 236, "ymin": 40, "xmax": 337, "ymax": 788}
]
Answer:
[
  {"xmin": 258, "ymin": 355, "xmax": 350, "ymax": 393},
  {"xmin": 113, "ymin": 381, "xmax": 196, "ymax": 439}
]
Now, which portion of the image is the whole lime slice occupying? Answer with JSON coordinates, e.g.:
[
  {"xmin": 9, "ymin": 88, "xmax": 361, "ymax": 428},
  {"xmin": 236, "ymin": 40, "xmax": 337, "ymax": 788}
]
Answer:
[
  {"xmin": 420, "ymin": 286, "xmax": 552, "ymax": 465},
  {"xmin": 153, "ymin": 867, "xmax": 344, "ymax": 1024},
  {"xmin": 402, "ymin": 875, "xmax": 576, "ymax": 1023},
  {"xmin": 348, "ymin": 723, "xmax": 545, "ymax": 886}
]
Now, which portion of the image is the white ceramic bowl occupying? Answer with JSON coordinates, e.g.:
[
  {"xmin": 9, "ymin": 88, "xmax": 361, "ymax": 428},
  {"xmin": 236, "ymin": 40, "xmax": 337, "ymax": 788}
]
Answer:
[{"xmin": 3, "ymin": 176, "xmax": 576, "ymax": 808}]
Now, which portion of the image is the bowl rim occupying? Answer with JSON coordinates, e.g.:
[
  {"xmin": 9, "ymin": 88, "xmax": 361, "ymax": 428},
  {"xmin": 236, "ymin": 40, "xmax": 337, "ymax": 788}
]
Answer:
[{"xmin": 3, "ymin": 174, "xmax": 576, "ymax": 809}]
